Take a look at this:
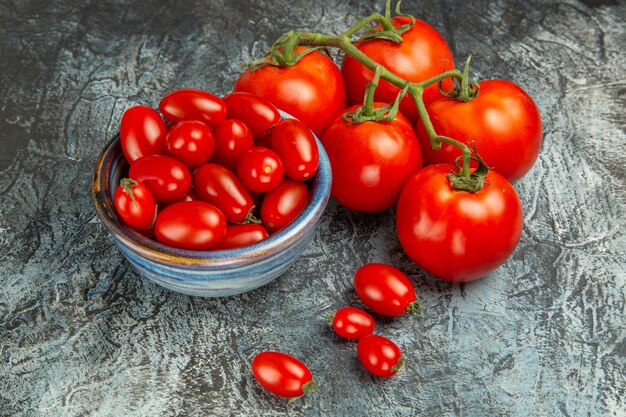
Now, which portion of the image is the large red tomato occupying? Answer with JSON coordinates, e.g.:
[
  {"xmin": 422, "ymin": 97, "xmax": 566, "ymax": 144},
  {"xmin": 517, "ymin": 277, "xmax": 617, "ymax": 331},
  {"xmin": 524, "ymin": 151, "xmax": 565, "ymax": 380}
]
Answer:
[
  {"xmin": 416, "ymin": 80, "xmax": 542, "ymax": 182},
  {"xmin": 342, "ymin": 17, "xmax": 454, "ymax": 123},
  {"xmin": 321, "ymin": 103, "xmax": 422, "ymax": 212},
  {"xmin": 234, "ymin": 46, "xmax": 346, "ymax": 136},
  {"xmin": 396, "ymin": 165, "xmax": 523, "ymax": 282}
]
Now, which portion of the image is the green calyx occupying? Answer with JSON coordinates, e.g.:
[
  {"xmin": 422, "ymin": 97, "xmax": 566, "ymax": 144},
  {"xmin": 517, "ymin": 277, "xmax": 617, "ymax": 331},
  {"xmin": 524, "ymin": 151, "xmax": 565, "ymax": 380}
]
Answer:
[
  {"xmin": 232, "ymin": 206, "xmax": 262, "ymax": 225},
  {"xmin": 390, "ymin": 357, "xmax": 405, "ymax": 374},
  {"xmin": 286, "ymin": 379, "xmax": 318, "ymax": 405},
  {"xmin": 405, "ymin": 301, "xmax": 421, "ymax": 315},
  {"xmin": 439, "ymin": 54, "xmax": 480, "ymax": 102},
  {"xmin": 448, "ymin": 146, "xmax": 490, "ymax": 193},
  {"xmin": 120, "ymin": 178, "xmax": 139, "ymax": 207},
  {"xmin": 247, "ymin": 32, "xmax": 325, "ymax": 70}
]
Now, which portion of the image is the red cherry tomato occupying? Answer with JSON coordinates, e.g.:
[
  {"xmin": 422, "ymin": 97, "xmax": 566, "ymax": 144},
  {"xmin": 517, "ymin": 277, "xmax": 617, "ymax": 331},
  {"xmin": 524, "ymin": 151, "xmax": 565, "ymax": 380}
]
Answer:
[
  {"xmin": 357, "ymin": 335, "xmax": 404, "ymax": 378},
  {"xmin": 236, "ymin": 147, "xmax": 285, "ymax": 193},
  {"xmin": 223, "ymin": 92, "xmax": 281, "ymax": 140},
  {"xmin": 213, "ymin": 224, "xmax": 269, "ymax": 250},
  {"xmin": 416, "ymin": 80, "xmax": 543, "ymax": 182},
  {"xmin": 321, "ymin": 103, "xmax": 423, "ymax": 212},
  {"xmin": 120, "ymin": 106, "xmax": 167, "ymax": 164},
  {"xmin": 212, "ymin": 119, "xmax": 255, "ymax": 169},
  {"xmin": 154, "ymin": 201, "xmax": 226, "ymax": 250},
  {"xmin": 260, "ymin": 179, "xmax": 309, "ymax": 233},
  {"xmin": 165, "ymin": 120, "xmax": 214, "ymax": 169},
  {"xmin": 129, "ymin": 155, "xmax": 191, "ymax": 202},
  {"xmin": 234, "ymin": 47, "xmax": 346, "ymax": 136},
  {"xmin": 396, "ymin": 165, "xmax": 523, "ymax": 282},
  {"xmin": 354, "ymin": 264, "xmax": 418, "ymax": 316},
  {"xmin": 342, "ymin": 17, "xmax": 454, "ymax": 123},
  {"xmin": 159, "ymin": 88, "xmax": 226, "ymax": 128},
  {"xmin": 270, "ymin": 118, "xmax": 319, "ymax": 181},
  {"xmin": 252, "ymin": 351, "xmax": 317, "ymax": 399},
  {"xmin": 193, "ymin": 164, "xmax": 255, "ymax": 223},
  {"xmin": 331, "ymin": 307, "xmax": 375, "ymax": 340},
  {"xmin": 114, "ymin": 178, "xmax": 156, "ymax": 230}
]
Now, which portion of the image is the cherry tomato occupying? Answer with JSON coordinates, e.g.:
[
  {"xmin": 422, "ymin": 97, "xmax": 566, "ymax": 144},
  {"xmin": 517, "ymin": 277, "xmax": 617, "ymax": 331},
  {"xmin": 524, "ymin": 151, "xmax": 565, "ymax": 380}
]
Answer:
[
  {"xmin": 213, "ymin": 224, "xmax": 269, "ymax": 250},
  {"xmin": 234, "ymin": 47, "xmax": 346, "ymax": 136},
  {"xmin": 120, "ymin": 106, "xmax": 167, "ymax": 164},
  {"xmin": 159, "ymin": 88, "xmax": 226, "ymax": 128},
  {"xmin": 331, "ymin": 307, "xmax": 375, "ymax": 340},
  {"xmin": 154, "ymin": 201, "xmax": 226, "ymax": 250},
  {"xmin": 354, "ymin": 263, "xmax": 418, "ymax": 316},
  {"xmin": 113, "ymin": 178, "xmax": 156, "ymax": 230},
  {"xmin": 129, "ymin": 155, "xmax": 191, "ymax": 202},
  {"xmin": 193, "ymin": 164, "xmax": 255, "ymax": 223},
  {"xmin": 212, "ymin": 119, "xmax": 255, "ymax": 169},
  {"xmin": 236, "ymin": 147, "xmax": 284, "ymax": 193},
  {"xmin": 165, "ymin": 120, "xmax": 214, "ymax": 169},
  {"xmin": 342, "ymin": 17, "xmax": 454, "ymax": 123},
  {"xmin": 416, "ymin": 80, "xmax": 542, "ymax": 182},
  {"xmin": 270, "ymin": 118, "xmax": 319, "ymax": 181},
  {"xmin": 357, "ymin": 335, "xmax": 404, "ymax": 378},
  {"xmin": 321, "ymin": 103, "xmax": 423, "ymax": 212},
  {"xmin": 396, "ymin": 165, "xmax": 523, "ymax": 282},
  {"xmin": 252, "ymin": 351, "xmax": 317, "ymax": 399},
  {"xmin": 223, "ymin": 92, "xmax": 281, "ymax": 140},
  {"xmin": 260, "ymin": 179, "xmax": 309, "ymax": 233}
]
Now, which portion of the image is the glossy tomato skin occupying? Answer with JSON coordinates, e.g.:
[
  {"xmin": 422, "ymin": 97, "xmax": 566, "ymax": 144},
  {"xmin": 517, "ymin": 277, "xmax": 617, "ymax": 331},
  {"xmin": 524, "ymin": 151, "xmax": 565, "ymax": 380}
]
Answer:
[
  {"xmin": 234, "ymin": 47, "xmax": 346, "ymax": 136},
  {"xmin": 342, "ymin": 17, "xmax": 454, "ymax": 123},
  {"xmin": 236, "ymin": 147, "xmax": 284, "ymax": 193},
  {"xmin": 193, "ymin": 163, "xmax": 255, "ymax": 223},
  {"xmin": 120, "ymin": 106, "xmax": 167, "ymax": 164},
  {"xmin": 260, "ymin": 179, "xmax": 309, "ymax": 233},
  {"xmin": 332, "ymin": 307, "xmax": 375, "ymax": 340},
  {"xmin": 321, "ymin": 103, "xmax": 423, "ymax": 212},
  {"xmin": 252, "ymin": 351, "xmax": 315, "ymax": 398},
  {"xmin": 213, "ymin": 224, "xmax": 269, "ymax": 250},
  {"xmin": 354, "ymin": 264, "xmax": 417, "ymax": 316},
  {"xmin": 357, "ymin": 335, "xmax": 403, "ymax": 378},
  {"xmin": 270, "ymin": 118, "xmax": 319, "ymax": 181},
  {"xmin": 223, "ymin": 92, "xmax": 281, "ymax": 140},
  {"xmin": 154, "ymin": 201, "xmax": 226, "ymax": 250},
  {"xmin": 129, "ymin": 155, "xmax": 192, "ymax": 202},
  {"xmin": 114, "ymin": 179, "xmax": 156, "ymax": 230},
  {"xmin": 396, "ymin": 165, "xmax": 523, "ymax": 282},
  {"xmin": 165, "ymin": 120, "xmax": 214, "ymax": 169},
  {"xmin": 212, "ymin": 119, "xmax": 255, "ymax": 169},
  {"xmin": 159, "ymin": 88, "xmax": 226, "ymax": 128},
  {"xmin": 416, "ymin": 80, "xmax": 542, "ymax": 182}
]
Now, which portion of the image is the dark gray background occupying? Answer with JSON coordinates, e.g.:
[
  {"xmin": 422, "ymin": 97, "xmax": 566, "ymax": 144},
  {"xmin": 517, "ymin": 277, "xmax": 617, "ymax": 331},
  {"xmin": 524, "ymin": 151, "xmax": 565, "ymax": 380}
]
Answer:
[{"xmin": 1, "ymin": 0, "xmax": 625, "ymax": 416}]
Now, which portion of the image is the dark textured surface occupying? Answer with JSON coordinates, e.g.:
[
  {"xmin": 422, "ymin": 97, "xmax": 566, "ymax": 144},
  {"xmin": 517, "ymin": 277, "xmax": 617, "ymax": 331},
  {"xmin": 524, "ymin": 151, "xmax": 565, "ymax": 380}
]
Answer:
[{"xmin": 1, "ymin": 0, "xmax": 625, "ymax": 416}]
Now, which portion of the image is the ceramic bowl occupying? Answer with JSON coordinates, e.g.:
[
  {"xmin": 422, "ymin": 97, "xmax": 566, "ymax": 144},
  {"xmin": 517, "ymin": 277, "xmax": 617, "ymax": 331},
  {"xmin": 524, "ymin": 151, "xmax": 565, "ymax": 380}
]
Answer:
[{"xmin": 92, "ymin": 112, "xmax": 331, "ymax": 297}]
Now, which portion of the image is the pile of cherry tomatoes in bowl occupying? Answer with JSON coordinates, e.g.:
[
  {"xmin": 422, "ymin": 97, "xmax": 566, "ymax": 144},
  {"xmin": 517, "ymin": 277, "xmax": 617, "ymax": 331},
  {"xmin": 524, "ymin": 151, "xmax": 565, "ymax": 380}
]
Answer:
[{"xmin": 114, "ymin": 89, "xmax": 319, "ymax": 251}]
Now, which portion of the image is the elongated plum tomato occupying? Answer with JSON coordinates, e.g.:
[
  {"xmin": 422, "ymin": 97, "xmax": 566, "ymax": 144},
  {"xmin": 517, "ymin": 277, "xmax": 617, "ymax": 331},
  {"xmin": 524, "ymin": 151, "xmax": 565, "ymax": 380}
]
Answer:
[
  {"xmin": 270, "ymin": 118, "xmax": 319, "ymax": 181},
  {"xmin": 223, "ymin": 92, "xmax": 281, "ymax": 141},
  {"xmin": 321, "ymin": 103, "xmax": 422, "ymax": 212},
  {"xmin": 331, "ymin": 307, "xmax": 375, "ymax": 340},
  {"xmin": 236, "ymin": 147, "xmax": 284, "ymax": 193},
  {"xmin": 357, "ymin": 335, "xmax": 404, "ymax": 378},
  {"xmin": 193, "ymin": 164, "xmax": 254, "ymax": 223},
  {"xmin": 212, "ymin": 119, "xmax": 254, "ymax": 169},
  {"xmin": 261, "ymin": 179, "xmax": 309, "ymax": 233},
  {"xmin": 234, "ymin": 47, "xmax": 346, "ymax": 136},
  {"xmin": 154, "ymin": 201, "xmax": 226, "ymax": 250},
  {"xmin": 159, "ymin": 88, "xmax": 226, "ymax": 128},
  {"xmin": 396, "ymin": 165, "xmax": 523, "ymax": 282},
  {"xmin": 114, "ymin": 178, "xmax": 156, "ymax": 230},
  {"xmin": 165, "ymin": 120, "xmax": 214, "ymax": 169},
  {"xmin": 342, "ymin": 17, "xmax": 454, "ymax": 123},
  {"xmin": 120, "ymin": 106, "xmax": 167, "ymax": 164},
  {"xmin": 354, "ymin": 264, "xmax": 418, "ymax": 317},
  {"xmin": 214, "ymin": 224, "xmax": 269, "ymax": 250},
  {"xmin": 129, "ymin": 155, "xmax": 191, "ymax": 202},
  {"xmin": 416, "ymin": 80, "xmax": 542, "ymax": 182},
  {"xmin": 252, "ymin": 351, "xmax": 317, "ymax": 399}
]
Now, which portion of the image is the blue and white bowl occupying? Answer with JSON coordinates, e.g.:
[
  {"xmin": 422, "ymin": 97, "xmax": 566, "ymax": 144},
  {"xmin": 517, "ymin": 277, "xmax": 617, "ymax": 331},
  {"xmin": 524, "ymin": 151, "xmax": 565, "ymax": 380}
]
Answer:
[{"xmin": 92, "ymin": 112, "xmax": 331, "ymax": 297}]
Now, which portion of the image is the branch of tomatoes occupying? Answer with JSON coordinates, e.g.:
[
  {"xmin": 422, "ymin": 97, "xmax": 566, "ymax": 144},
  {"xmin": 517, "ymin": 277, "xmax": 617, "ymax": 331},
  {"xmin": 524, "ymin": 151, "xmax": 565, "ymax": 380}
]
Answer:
[{"xmin": 248, "ymin": 0, "xmax": 487, "ymax": 192}]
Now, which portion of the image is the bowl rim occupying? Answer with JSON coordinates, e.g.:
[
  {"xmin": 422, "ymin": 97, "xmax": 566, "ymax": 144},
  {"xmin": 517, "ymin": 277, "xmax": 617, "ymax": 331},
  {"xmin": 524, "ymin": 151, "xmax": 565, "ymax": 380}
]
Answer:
[{"xmin": 91, "ymin": 111, "xmax": 331, "ymax": 267}]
